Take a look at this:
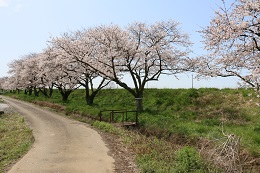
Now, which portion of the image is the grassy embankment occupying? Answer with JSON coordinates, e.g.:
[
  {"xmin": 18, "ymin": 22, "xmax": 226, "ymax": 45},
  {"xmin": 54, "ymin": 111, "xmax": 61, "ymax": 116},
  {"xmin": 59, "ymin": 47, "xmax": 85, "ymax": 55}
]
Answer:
[
  {"xmin": 0, "ymin": 98, "xmax": 34, "ymax": 173},
  {"xmin": 6, "ymin": 88, "xmax": 260, "ymax": 172}
]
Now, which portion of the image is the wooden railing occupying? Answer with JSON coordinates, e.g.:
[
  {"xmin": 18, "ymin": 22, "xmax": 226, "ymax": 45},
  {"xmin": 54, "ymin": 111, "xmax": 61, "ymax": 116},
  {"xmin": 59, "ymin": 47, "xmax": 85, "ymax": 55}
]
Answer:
[{"xmin": 98, "ymin": 109, "xmax": 138, "ymax": 127}]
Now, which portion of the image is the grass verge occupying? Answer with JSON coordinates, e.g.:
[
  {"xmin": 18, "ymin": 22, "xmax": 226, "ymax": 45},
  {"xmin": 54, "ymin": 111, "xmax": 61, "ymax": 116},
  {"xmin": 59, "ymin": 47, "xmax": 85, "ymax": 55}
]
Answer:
[{"xmin": 0, "ymin": 100, "xmax": 34, "ymax": 173}]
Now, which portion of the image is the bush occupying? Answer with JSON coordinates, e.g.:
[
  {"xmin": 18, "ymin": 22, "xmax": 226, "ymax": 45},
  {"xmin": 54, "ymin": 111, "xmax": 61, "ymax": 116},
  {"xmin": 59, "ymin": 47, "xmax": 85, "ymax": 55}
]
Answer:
[{"xmin": 174, "ymin": 146, "xmax": 205, "ymax": 173}]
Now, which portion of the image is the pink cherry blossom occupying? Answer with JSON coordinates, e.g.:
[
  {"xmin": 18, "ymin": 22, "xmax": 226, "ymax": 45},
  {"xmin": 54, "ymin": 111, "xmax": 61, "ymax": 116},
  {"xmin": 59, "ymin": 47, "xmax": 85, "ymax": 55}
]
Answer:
[{"xmin": 196, "ymin": 0, "xmax": 260, "ymax": 92}]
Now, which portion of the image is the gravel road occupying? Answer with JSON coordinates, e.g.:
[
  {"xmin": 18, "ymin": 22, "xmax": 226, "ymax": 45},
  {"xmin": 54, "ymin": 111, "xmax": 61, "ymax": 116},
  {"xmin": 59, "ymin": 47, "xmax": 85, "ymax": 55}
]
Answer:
[{"xmin": 1, "ymin": 96, "xmax": 115, "ymax": 173}]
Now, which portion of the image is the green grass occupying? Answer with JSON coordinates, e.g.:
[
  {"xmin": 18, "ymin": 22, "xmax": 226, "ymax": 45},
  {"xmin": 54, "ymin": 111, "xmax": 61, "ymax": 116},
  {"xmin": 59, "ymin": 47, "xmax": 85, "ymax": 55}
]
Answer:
[
  {"xmin": 0, "ymin": 104, "xmax": 34, "ymax": 173},
  {"xmin": 5, "ymin": 88, "xmax": 260, "ymax": 172}
]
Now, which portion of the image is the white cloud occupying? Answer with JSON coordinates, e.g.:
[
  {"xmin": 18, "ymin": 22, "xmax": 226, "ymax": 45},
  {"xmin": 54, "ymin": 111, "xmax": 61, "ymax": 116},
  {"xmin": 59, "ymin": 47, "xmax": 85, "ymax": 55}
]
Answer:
[
  {"xmin": 13, "ymin": 2, "xmax": 23, "ymax": 12},
  {"xmin": 0, "ymin": 0, "xmax": 25, "ymax": 14},
  {"xmin": 0, "ymin": 0, "xmax": 9, "ymax": 7}
]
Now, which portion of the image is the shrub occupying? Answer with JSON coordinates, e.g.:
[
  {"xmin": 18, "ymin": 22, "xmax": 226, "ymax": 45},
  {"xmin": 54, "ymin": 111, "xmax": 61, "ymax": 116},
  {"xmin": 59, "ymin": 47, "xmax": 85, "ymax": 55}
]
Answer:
[{"xmin": 174, "ymin": 146, "xmax": 205, "ymax": 173}]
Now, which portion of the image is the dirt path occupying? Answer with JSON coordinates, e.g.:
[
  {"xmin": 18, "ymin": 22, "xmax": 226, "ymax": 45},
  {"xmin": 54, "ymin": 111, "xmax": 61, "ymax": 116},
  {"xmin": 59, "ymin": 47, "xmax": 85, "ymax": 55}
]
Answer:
[{"xmin": 2, "ymin": 96, "xmax": 115, "ymax": 173}]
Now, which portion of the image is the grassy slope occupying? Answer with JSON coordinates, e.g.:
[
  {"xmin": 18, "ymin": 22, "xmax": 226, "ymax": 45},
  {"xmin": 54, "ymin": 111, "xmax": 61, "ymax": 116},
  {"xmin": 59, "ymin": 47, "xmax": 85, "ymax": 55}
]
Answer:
[
  {"xmin": 7, "ymin": 88, "xmax": 260, "ymax": 172},
  {"xmin": 0, "ymin": 99, "xmax": 34, "ymax": 173}
]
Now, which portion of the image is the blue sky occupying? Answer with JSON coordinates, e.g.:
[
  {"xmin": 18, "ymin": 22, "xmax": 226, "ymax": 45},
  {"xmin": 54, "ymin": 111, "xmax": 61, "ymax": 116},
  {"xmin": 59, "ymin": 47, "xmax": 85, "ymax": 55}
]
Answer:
[{"xmin": 0, "ymin": 0, "xmax": 239, "ymax": 88}]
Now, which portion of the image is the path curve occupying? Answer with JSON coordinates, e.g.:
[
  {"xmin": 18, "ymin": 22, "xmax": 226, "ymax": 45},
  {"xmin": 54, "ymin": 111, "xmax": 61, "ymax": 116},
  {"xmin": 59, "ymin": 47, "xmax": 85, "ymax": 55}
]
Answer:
[{"xmin": 1, "ymin": 96, "xmax": 115, "ymax": 173}]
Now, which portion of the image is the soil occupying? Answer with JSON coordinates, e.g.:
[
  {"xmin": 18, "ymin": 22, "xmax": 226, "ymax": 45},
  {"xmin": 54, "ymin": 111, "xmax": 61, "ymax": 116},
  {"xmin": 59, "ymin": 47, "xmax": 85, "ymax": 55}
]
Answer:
[{"xmin": 98, "ymin": 130, "xmax": 140, "ymax": 173}]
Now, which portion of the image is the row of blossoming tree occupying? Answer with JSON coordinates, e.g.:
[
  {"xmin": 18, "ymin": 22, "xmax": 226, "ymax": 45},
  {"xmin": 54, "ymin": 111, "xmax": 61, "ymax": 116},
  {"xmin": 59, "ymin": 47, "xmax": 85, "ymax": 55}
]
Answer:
[
  {"xmin": 0, "ymin": 0, "xmax": 259, "ymax": 111},
  {"xmin": 2, "ymin": 20, "xmax": 193, "ymax": 111}
]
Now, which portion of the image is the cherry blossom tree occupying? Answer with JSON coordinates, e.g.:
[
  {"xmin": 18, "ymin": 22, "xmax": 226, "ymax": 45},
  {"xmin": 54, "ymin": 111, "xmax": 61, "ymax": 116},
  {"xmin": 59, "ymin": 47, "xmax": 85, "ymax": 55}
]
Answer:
[
  {"xmin": 0, "ymin": 77, "xmax": 4, "ymax": 91},
  {"xmin": 7, "ymin": 59, "xmax": 21, "ymax": 90},
  {"xmin": 0, "ymin": 77, "xmax": 17, "ymax": 92},
  {"xmin": 0, "ymin": 77, "xmax": 7, "ymax": 92},
  {"xmin": 196, "ymin": 0, "xmax": 260, "ymax": 92},
  {"xmin": 43, "ymin": 46, "xmax": 82, "ymax": 101},
  {"xmin": 6, "ymin": 49, "xmax": 81, "ymax": 100},
  {"xmin": 20, "ymin": 53, "xmax": 41, "ymax": 96},
  {"xmin": 35, "ymin": 51, "xmax": 56, "ymax": 98},
  {"xmin": 84, "ymin": 20, "xmax": 192, "ymax": 111},
  {"xmin": 49, "ymin": 31, "xmax": 110, "ymax": 105},
  {"xmin": 8, "ymin": 52, "xmax": 55, "ymax": 97},
  {"xmin": 7, "ymin": 57, "xmax": 28, "ymax": 93}
]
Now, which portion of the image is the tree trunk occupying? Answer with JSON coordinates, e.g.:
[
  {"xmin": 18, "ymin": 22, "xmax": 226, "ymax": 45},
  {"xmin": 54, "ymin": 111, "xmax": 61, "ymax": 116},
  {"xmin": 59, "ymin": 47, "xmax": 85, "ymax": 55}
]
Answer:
[
  {"xmin": 49, "ymin": 87, "xmax": 53, "ymax": 97},
  {"xmin": 39, "ymin": 88, "xmax": 48, "ymax": 97},
  {"xmin": 39, "ymin": 86, "xmax": 53, "ymax": 98},
  {"xmin": 34, "ymin": 87, "xmax": 39, "ymax": 96},
  {"xmin": 115, "ymin": 79, "xmax": 145, "ymax": 112},
  {"xmin": 85, "ymin": 86, "xmax": 98, "ymax": 105},
  {"xmin": 62, "ymin": 92, "xmax": 70, "ymax": 101},
  {"xmin": 86, "ymin": 95, "xmax": 94, "ymax": 105},
  {"xmin": 82, "ymin": 77, "xmax": 108, "ymax": 105},
  {"xmin": 58, "ymin": 88, "xmax": 72, "ymax": 101},
  {"xmin": 28, "ymin": 88, "xmax": 32, "ymax": 96},
  {"xmin": 85, "ymin": 80, "xmax": 91, "ymax": 105}
]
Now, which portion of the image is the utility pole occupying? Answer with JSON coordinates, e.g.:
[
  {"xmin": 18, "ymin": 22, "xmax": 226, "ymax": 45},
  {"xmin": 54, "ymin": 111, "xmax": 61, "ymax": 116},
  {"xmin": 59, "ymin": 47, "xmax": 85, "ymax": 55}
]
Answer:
[{"xmin": 192, "ymin": 74, "xmax": 194, "ymax": 89}]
